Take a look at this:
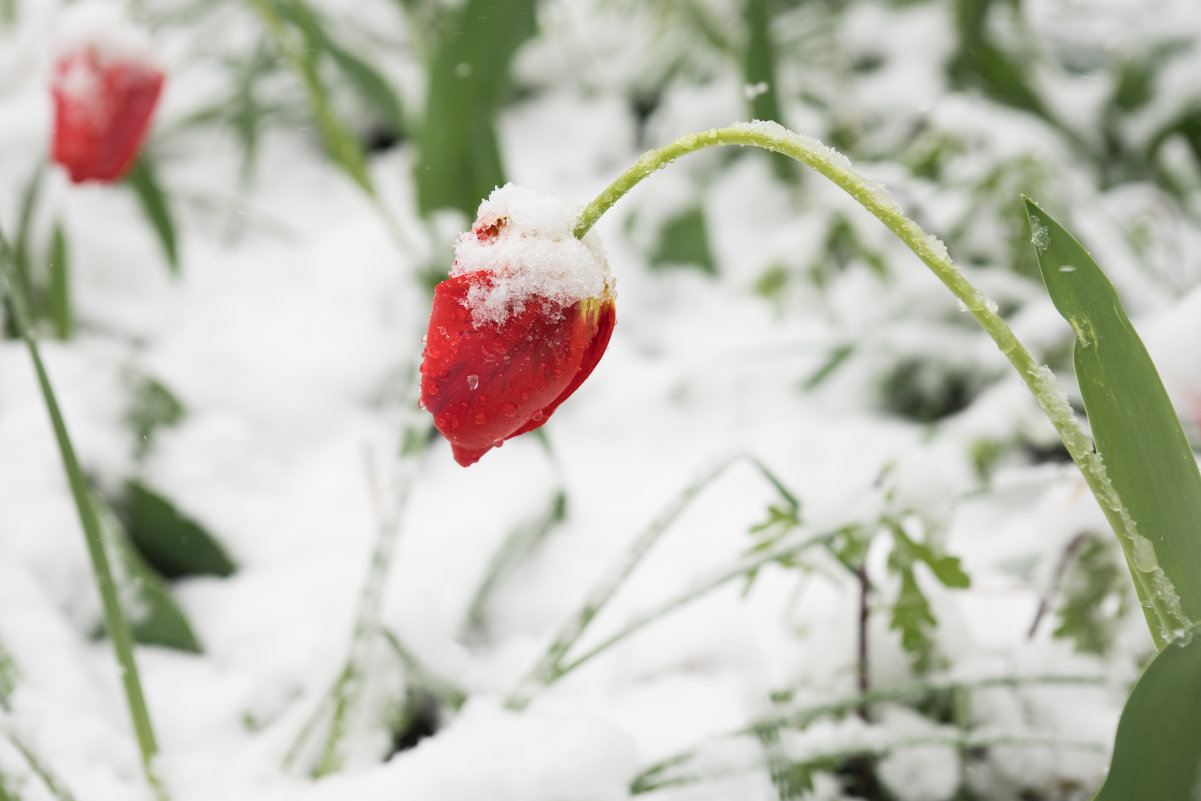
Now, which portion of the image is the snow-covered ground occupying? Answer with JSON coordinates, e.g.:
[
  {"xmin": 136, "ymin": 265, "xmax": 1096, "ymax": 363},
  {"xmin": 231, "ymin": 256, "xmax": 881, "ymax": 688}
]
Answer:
[{"xmin": 2, "ymin": 1, "xmax": 1200, "ymax": 799}]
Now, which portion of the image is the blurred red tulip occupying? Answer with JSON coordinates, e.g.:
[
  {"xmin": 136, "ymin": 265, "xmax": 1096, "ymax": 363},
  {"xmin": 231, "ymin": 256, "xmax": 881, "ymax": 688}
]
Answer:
[
  {"xmin": 51, "ymin": 45, "xmax": 163, "ymax": 183},
  {"xmin": 420, "ymin": 193, "xmax": 616, "ymax": 466}
]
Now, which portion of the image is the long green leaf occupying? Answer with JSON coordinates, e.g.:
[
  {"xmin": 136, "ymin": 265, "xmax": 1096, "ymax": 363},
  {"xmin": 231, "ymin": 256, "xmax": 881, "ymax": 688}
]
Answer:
[
  {"xmin": 1093, "ymin": 627, "xmax": 1201, "ymax": 801},
  {"xmin": 125, "ymin": 159, "xmax": 180, "ymax": 274},
  {"xmin": 1025, "ymin": 197, "xmax": 1201, "ymax": 645},
  {"xmin": 415, "ymin": 0, "xmax": 537, "ymax": 217}
]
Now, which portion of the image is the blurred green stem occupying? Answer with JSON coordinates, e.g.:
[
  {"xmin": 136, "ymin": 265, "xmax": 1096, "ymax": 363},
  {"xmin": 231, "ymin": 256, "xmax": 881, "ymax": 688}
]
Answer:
[
  {"xmin": 574, "ymin": 122, "xmax": 1164, "ymax": 641},
  {"xmin": 0, "ymin": 234, "xmax": 167, "ymax": 801}
]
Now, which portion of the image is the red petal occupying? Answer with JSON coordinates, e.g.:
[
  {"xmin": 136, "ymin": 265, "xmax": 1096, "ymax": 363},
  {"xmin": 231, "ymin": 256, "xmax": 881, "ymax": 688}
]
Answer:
[
  {"xmin": 51, "ymin": 52, "xmax": 164, "ymax": 184},
  {"xmin": 420, "ymin": 271, "xmax": 615, "ymax": 466}
]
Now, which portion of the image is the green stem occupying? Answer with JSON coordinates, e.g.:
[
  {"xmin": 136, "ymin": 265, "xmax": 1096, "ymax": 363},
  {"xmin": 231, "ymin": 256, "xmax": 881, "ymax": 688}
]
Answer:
[
  {"xmin": 575, "ymin": 121, "xmax": 1164, "ymax": 642},
  {"xmin": 0, "ymin": 237, "xmax": 167, "ymax": 800}
]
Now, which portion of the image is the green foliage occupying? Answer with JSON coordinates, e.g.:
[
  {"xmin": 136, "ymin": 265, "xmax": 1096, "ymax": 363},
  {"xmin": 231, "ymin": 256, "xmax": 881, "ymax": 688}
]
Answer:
[
  {"xmin": 887, "ymin": 521, "xmax": 971, "ymax": 672},
  {"xmin": 117, "ymin": 481, "xmax": 237, "ymax": 580},
  {"xmin": 97, "ymin": 504, "xmax": 202, "ymax": 653},
  {"xmin": 1026, "ymin": 197, "xmax": 1201, "ymax": 645},
  {"xmin": 414, "ymin": 0, "xmax": 537, "ymax": 217},
  {"xmin": 123, "ymin": 371, "xmax": 186, "ymax": 460},
  {"xmin": 0, "ymin": 639, "xmax": 14, "ymax": 704},
  {"xmin": 252, "ymin": 0, "xmax": 376, "ymax": 195},
  {"xmin": 1052, "ymin": 534, "xmax": 1131, "ymax": 656},
  {"xmin": 650, "ymin": 205, "xmax": 717, "ymax": 275},
  {"xmin": 1093, "ymin": 625, "xmax": 1201, "ymax": 801},
  {"xmin": 279, "ymin": 0, "xmax": 406, "ymax": 140},
  {"xmin": 878, "ymin": 356, "xmax": 986, "ymax": 423},
  {"xmin": 125, "ymin": 159, "xmax": 180, "ymax": 274}
]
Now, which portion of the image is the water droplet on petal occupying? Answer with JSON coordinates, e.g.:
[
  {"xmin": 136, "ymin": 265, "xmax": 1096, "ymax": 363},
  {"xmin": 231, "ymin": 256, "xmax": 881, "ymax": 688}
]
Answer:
[
  {"xmin": 501, "ymin": 402, "xmax": 517, "ymax": 417},
  {"xmin": 466, "ymin": 374, "xmax": 479, "ymax": 390},
  {"xmin": 531, "ymin": 410, "xmax": 544, "ymax": 422},
  {"xmin": 474, "ymin": 412, "xmax": 488, "ymax": 425}
]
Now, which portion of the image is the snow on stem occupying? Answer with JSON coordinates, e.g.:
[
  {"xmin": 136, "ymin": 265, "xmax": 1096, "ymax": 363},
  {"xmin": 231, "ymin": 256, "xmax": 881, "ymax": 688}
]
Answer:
[
  {"xmin": 574, "ymin": 121, "xmax": 1168, "ymax": 642},
  {"xmin": 0, "ymin": 232, "xmax": 167, "ymax": 801}
]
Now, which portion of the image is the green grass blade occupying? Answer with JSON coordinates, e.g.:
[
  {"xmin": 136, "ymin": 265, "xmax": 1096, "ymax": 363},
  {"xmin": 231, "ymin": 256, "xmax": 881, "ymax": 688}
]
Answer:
[
  {"xmin": 98, "ymin": 503, "xmax": 203, "ymax": 653},
  {"xmin": 253, "ymin": 0, "xmax": 375, "ymax": 196},
  {"xmin": 0, "ymin": 231, "xmax": 166, "ymax": 800},
  {"xmin": 125, "ymin": 159, "xmax": 180, "ymax": 275},
  {"xmin": 282, "ymin": 0, "xmax": 406, "ymax": 137},
  {"xmin": 46, "ymin": 221, "xmax": 70, "ymax": 340},
  {"xmin": 1025, "ymin": 197, "xmax": 1201, "ymax": 646},
  {"xmin": 1092, "ymin": 627, "xmax": 1201, "ymax": 801}
]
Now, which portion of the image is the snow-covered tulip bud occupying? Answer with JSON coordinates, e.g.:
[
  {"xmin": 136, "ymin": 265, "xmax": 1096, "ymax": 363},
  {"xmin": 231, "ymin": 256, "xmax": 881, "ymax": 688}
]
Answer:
[
  {"xmin": 50, "ymin": 4, "xmax": 164, "ymax": 184},
  {"xmin": 420, "ymin": 184, "xmax": 617, "ymax": 466}
]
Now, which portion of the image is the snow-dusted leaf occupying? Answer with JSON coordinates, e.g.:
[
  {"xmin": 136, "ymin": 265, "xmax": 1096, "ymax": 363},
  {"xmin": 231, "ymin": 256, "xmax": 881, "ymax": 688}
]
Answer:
[
  {"xmin": 1026, "ymin": 197, "xmax": 1201, "ymax": 643},
  {"xmin": 1093, "ymin": 627, "xmax": 1201, "ymax": 801}
]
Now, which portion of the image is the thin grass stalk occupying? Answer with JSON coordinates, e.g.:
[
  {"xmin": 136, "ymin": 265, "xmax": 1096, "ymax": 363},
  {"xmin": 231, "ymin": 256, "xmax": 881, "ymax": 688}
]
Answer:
[
  {"xmin": 0, "ymin": 720, "xmax": 77, "ymax": 801},
  {"xmin": 0, "ymin": 233, "xmax": 166, "ymax": 801},
  {"xmin": 573, "ymin": 121, "xmax": 1163, "ymax": 639},
  {"xmin": 505, "ymin": 457, "xmax": 741, "ymax": 708},
  {"xmin": 632, "ymin": 730, "xmax": 1106, "ymax": 794},
  {"xmin": 545, "ymin": 528, "xmax": 838, "ymax": 685},
  {"xmin": 306, "ymin": 421, "xmax": 430, "ymax": 776},
  {"xmin": 505, "ymin": 456, "xmax": 807, "ymax": 708}
]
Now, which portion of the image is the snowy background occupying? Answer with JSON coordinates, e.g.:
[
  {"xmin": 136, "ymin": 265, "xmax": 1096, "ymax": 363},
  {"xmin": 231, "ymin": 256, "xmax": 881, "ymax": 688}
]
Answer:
[{"xmin": 3, "ymin": 0, "xmax": 1201, "ymax": 799}]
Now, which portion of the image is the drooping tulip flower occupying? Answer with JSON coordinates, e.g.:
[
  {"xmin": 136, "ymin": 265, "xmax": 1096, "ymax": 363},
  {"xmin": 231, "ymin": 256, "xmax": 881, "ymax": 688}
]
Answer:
[
  {"xmin": 50, "ymin": 6, "xmax": 164, "ymax": 184},
  {"xmin": 420, "ymin": 184, "xmax": 617, "ymax": 466}
]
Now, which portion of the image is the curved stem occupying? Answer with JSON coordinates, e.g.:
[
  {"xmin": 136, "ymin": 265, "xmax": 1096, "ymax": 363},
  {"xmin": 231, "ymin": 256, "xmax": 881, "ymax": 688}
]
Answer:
[{"xmin": 575, "ymin": 121, "xmax": 1163, "ymax": 641}]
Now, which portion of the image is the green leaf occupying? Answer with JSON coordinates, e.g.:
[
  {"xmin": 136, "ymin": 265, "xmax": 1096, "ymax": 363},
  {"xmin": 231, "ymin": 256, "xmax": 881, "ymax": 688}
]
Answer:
[
  {"xmin": 414, "ymin": 0, "xmax": 537, "ymax": 217},
  {"xmin": 650, "ymin": 205, "xmax": 717, "ymax": 275},
  {"xmin": 1025, "ymin": 197, "xmax": 1201, "ymax": 642},
  {"xmin": 97, "ymin": 504, "xmax": 202, "ymax": 653},
  {"xmin": 118, "ymin": 480, "xmax": 236, "ymax": 579},
  {"xmin": 46, "ymin": 220, "xmax": 71, "ymax": 341},
  {"xmin": 1093, "ymin": 627, "xmax": 1201, "ymax": 801},
  {"xmin": 887, "ymin": 524, "xmax": 970, "ymax": 671},
  {"xmin": 125, "ymin": 159, "xmax": 180, "ymax": 274},
  {"xmin": 1053, "ymin": 534, "xmax": 1130, "ymax": 655},
  {"xmin": 123, "ymin": 371, "xmax": 186, "ymax": 460}
]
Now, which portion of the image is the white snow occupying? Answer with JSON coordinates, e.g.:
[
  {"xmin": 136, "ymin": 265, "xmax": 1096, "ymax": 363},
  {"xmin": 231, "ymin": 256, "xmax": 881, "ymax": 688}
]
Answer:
[
  {"xmin": 55, "ymin": 1, "xmax": 159, "ymax": 69},
  {"xmin": 450, "ymin": 184, "xmax": 613, "ymax": 326},
  {"xmin": 3, "ymin": 0, "xmax": 1200, "ymax": 799}
]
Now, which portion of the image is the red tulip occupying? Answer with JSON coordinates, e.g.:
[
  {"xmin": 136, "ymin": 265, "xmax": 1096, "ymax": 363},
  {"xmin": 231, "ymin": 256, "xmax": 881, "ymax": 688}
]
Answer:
[
  {"xmin": 420, "ymin": 186, "xmax": 617, "ymax": 466},
  {"xmin": 50, "ymin": 22, "xmax": 163, "ymax": 184}
]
